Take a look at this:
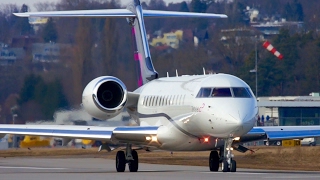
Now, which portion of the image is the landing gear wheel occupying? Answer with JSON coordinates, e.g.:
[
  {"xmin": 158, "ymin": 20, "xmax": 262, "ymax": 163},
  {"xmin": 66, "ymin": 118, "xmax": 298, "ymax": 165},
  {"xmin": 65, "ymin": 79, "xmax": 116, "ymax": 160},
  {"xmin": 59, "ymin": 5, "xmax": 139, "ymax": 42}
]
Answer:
[
  {"xmin": 222, "ymin": 160, "xmax": 230, "ymax": 172},
  {"xmin": 230, "ymin": 159, "xmax": 236, "ymax": 172},
  {"xmin": 129, "ymin": 150, "xmax": 139, "ymax": 172},
  {"xmin": 116, "ymin": 151, "xmax": 126, "ymax": 172},
  {"xmin": 209, "ymin": 151, "xmax": 219, "ymax": 171}
]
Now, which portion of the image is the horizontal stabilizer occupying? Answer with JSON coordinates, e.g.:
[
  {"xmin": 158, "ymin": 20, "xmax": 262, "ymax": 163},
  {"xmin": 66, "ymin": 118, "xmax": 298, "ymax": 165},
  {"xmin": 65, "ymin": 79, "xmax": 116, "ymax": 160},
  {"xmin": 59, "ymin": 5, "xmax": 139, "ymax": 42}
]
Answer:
[
  {"xmin": 14, "ymin": 9, "xmax": 227, "ymax": 19},
  {"xmin": 14, "ymin": 9, "xmax": 135, "ymax": 17},
  {"xmin": 143, "ymin": 10, "xmax": 227, "ymax": 18}
]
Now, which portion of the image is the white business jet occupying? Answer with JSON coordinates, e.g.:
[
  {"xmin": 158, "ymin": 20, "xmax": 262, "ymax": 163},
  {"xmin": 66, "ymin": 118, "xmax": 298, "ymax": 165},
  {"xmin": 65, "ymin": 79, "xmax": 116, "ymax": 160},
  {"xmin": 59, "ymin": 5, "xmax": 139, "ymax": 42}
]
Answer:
[{"xmin": 1, "ymin": 0, "xmax": 320, "ymax": 173}]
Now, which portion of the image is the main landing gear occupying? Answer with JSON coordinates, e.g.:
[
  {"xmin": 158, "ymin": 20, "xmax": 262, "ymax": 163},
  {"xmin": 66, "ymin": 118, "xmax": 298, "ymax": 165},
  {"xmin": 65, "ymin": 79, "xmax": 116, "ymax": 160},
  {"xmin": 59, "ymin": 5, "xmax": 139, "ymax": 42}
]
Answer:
[
  {"xmin": 116, "ymin": 144, "xmax": 139, "ymax": 172},
  {"xmin": 209, "ymin": 138, "xmax": 237, "ymax": 172}
]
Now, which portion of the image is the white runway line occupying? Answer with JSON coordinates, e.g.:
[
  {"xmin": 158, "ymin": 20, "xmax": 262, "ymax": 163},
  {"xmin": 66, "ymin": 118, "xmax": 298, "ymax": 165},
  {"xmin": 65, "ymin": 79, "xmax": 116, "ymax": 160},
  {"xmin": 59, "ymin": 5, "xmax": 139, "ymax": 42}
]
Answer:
[
  {"xmin": 201, "ymin": 172, "xmax": 268, "ymax": 175},
  {"xmin": 264, "ymin": 176, "xmax": 320, "ymax": 179},
  {"xmin": 0, "ymin": 166, "xmax": 67, "ymax": 170}
]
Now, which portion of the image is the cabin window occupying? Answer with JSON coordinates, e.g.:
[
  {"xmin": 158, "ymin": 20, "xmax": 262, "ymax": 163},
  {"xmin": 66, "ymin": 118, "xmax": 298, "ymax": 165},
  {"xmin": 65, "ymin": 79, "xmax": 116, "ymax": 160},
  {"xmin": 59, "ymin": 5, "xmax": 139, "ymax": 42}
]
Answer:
[
  {"xmin": 154, "ymin": 96, "xmax": 157, "ymax": 106},
  {"xmin": 146, "ymin": 96, "xmax": 150, "ymax": 106},
  {"xmin": 152, "ymin": 96, "xmax": 155, "ymax": 106},
  {"xmin": 165, "ymin": 96, "xmax": 169, "ymax": 106},
  {"xmin": 143, "ymin": 96, "xmax": 146, "ymax": 106}
]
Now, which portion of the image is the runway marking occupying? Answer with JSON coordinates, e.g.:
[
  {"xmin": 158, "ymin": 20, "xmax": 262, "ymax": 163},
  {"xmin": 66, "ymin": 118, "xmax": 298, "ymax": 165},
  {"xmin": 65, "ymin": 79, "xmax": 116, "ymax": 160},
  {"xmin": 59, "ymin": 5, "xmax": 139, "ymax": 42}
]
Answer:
[
  {"xmin": 201, "ymin": 172, "xmax": 268, "ymax": 175},
  {"xmin": 0, "ymin": 166, "xmax": 67, "ymax": 170},
  {"xmin": 264, "ymin": 176, "xmax": 320, "ymax": 179}
]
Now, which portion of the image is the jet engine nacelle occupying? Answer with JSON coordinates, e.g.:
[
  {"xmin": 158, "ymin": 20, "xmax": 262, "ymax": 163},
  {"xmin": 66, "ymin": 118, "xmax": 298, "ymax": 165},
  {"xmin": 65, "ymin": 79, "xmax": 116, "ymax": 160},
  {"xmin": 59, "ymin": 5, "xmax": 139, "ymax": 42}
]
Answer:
[{"xmin": 82, "ymin": 76, "xmax": 127, "ymax": 120}]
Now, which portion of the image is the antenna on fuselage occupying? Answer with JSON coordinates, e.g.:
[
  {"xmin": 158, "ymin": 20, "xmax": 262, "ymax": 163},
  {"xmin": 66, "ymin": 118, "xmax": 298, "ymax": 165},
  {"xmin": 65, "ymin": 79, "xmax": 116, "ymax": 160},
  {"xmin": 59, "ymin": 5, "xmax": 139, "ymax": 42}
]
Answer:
[
  {"xmin": 203, "ymin": 67, "xmax": 206, "ymax": 75},
  {"xmin": 176, "ymin": 69, "xmax": 178, "ymax": 77},
  {"xmin": 167, "ymin": 72, "xmax": 169, "ymax": 77}
]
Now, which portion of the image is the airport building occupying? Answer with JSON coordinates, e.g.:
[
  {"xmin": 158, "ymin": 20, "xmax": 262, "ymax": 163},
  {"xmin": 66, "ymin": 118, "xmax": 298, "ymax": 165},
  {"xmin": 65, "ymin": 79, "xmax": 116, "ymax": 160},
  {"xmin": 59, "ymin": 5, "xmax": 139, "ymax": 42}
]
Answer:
[{"xmin": 258, "ymin": 92, "xmax": 320, "ymax": 126}]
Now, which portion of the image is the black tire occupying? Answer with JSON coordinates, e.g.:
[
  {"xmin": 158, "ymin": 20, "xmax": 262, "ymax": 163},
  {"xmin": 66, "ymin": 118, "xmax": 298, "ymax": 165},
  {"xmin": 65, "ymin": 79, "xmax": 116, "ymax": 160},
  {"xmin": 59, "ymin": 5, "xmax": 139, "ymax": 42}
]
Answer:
[
  {"xmin": 209, "ymin": 151, "xmax": 219, "ymax": 171},
  {"xmin": 222, "ymin": 160, "xmax": 229, "ymax": 172},
  {"xmin": 230, "ymin": 160, "xmax": 236, "ymax": 172},
  {"xmin": 129, "ymin": 150, "xmax": 139, "ymax": 172},
  {"xmin": 116, "ymin": 151, "xmax": 126, "ymax": 172}
]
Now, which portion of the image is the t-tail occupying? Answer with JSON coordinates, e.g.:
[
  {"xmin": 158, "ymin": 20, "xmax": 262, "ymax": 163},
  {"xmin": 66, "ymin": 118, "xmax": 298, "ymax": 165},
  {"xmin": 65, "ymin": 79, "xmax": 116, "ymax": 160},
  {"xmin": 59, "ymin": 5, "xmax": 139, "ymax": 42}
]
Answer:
[
  {"xmin": 126, "ymin": 0, "xmax": 158, "ymax": 87},
  {"xmin": 13, "ymin": 0, "xmax": 227, "ymax": 86}
]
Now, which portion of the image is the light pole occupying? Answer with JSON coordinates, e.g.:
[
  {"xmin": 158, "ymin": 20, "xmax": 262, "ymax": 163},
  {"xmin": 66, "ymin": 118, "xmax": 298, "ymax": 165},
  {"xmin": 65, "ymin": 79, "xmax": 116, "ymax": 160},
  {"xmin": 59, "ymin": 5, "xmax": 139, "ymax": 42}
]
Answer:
[
  {"xmin": 255, "ymin": 38, "xmax": 258, "ymax": 98},
  {"xmin": 12, "ymin": 114, "xmax": 17, "ymax": 124},
  {"xmin": 250, "ymin": 38, "xmax": 258, "ymax": 98}
]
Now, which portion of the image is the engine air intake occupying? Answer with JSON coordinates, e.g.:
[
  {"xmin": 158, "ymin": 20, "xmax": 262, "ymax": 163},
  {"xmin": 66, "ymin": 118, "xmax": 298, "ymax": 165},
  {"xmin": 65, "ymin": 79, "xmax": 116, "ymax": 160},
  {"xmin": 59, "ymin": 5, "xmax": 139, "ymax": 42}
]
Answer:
[{"xmin": 97, "ymin": 81, "xmax": 124, "ymax": 109}]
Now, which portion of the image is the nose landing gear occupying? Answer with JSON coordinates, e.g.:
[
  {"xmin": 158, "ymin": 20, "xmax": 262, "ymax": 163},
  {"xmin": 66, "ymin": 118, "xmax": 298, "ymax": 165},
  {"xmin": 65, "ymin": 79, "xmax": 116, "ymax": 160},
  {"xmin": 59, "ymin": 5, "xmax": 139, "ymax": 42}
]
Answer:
[
  {"xmin": 209, "ymin": 138, "xmax": 237, "ymax": 172},
  {"xmin": 222, "ymin": 138, "xmax": 236, "ymax": 172}
]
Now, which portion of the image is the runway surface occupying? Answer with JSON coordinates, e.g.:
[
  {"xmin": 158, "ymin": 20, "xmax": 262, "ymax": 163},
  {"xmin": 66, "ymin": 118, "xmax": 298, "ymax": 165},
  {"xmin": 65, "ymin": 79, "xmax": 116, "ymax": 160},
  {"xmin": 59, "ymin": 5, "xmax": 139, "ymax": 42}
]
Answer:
[{"xmin": 1, "ymin": 157, "xmax": 320, "ymax": 180}]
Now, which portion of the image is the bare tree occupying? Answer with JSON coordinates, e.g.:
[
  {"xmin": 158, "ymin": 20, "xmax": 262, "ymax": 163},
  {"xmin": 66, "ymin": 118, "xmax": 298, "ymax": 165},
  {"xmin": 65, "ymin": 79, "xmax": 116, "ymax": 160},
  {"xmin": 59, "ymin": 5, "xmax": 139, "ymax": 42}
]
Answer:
[{"xmin": 34, "ymin": 2, "xmax": 57, "ymax": 11}]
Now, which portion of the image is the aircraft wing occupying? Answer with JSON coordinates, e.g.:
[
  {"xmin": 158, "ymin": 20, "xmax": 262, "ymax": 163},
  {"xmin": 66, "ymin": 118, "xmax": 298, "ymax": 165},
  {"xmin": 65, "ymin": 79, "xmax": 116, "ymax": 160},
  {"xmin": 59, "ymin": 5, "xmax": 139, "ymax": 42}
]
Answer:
[
  {"xmin": 14, "ymin": 9, "xmax": 227, "ymax": 18},
  {"xmin": 241, "ymin": 126, "xmax": 320, "ymax": 142},
  {"xmin": 0, "ymin": 124, "xmax": 159, "ymax": 145}
]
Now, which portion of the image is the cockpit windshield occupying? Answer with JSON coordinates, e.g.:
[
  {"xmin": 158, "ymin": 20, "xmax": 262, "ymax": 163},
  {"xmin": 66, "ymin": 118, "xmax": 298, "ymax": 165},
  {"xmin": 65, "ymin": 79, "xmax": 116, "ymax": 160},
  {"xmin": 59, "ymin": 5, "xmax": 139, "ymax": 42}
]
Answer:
[
  {"xmin": 211, "ymin": 88, "xmax": 232, "ymax": 97},
  {"xmin": 197, "ymin": 88, "xmax": 212, "ymax": 97},
  {"xmin": 232, "ymin": 87, "xmax": 252, "ymax": 98},
  {"xmin": 196, "ymin": 87, "xmax": 252, "ymax": 98}
]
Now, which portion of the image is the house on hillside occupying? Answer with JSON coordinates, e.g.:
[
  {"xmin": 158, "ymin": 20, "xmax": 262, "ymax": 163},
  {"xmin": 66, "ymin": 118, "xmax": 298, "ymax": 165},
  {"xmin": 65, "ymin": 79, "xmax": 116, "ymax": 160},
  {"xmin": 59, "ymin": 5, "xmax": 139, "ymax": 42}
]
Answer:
[
  {"xmin": 150, "ymin": 30, "xmax": 183, "ymax": 49},
  {"xmin": 29, "ymin": 17, "xmax": 49, "ymax": 32},
  {"xmin": 245, "ymin": 6, "xmax": 304, "ymax": 39},
  {"xmin": 0, "ymin": 43, "xmax": 25, "ymax": 65},
  {"xmin": 11, "ymin": 35, "xmax": 39, "ymax": 50},
  {"xmin": 32, "ymin": 42, "xmax": 71, "ymax": 63}
]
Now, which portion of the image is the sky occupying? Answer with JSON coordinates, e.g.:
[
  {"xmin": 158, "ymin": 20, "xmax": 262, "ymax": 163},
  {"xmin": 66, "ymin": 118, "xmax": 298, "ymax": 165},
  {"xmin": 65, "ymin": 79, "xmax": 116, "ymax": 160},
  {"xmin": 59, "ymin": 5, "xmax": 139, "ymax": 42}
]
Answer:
[{"xmin": 1, "ymin": 0, "xmax": 186, "ymax": 12}]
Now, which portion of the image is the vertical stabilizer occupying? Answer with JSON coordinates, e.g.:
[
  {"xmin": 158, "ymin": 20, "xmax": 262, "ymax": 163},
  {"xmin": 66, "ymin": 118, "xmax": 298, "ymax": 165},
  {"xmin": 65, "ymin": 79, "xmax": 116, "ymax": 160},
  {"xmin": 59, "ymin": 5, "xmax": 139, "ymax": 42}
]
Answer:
[{"xmin": 127, "ymin": 0, "xmax": 158, "ymax": 87}]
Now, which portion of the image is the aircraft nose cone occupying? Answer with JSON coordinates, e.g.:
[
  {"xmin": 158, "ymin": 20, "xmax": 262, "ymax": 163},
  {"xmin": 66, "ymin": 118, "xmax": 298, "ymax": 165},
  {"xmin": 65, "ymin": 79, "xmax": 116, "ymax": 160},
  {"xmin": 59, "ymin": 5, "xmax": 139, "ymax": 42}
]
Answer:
[
  {"xmin": 206, "ymin": 98, "xmax": 257, "ymax": 137},
  {"xmin": 226, "ymin": 103, "xmax": 256, "ymax": 136},
  {"xmin": 212, "ymin": 99, "xmax": 256, "ymax": 136}
]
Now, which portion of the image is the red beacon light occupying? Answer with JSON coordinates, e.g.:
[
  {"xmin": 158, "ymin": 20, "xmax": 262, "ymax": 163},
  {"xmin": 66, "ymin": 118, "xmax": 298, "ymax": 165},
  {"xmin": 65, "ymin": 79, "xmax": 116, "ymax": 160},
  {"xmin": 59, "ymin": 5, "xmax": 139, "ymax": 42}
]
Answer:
[{"xmin": 203, "ymin": 137, "xmax": 209, "ymax": 143}]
